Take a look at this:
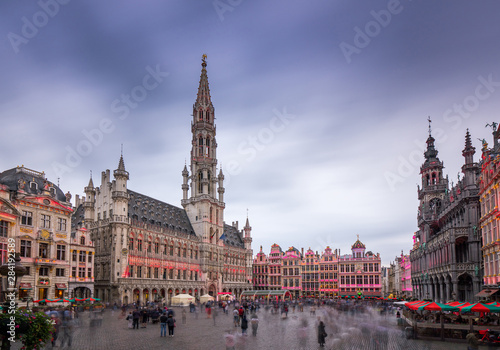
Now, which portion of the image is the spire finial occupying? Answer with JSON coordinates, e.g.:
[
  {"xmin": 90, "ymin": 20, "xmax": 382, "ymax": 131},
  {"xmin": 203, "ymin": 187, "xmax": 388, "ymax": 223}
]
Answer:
[
  {"xmin": 202, "ymin": 54, "xmax": 207, "ymax": 68},
  {"xmin": 121, "ymin": 143, "xmax": 123, "ymax": 156},
  {"xmin": 427, "ymin": 116, "xmax": 432, "ymax": 136},
  {"xmin": 357, "ymin": 234, "xmax": 359, "ymax": 241},
  {"xmin": 90, "ymin": 170, "xmax": 92, "ymax": 179}
]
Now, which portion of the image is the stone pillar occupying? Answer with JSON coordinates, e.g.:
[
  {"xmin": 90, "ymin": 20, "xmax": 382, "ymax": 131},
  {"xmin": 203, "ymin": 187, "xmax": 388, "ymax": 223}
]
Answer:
[
  {"xmin": 452, "ymin": 280, "xmax": 458, "ymax": 301},
  {"xmin": 439, "ymin": 282, "xmax": 444, "ymax": 303},
  {"xmin": 445, "ymin": 282, "xmax": 450, "ymax": 301}
]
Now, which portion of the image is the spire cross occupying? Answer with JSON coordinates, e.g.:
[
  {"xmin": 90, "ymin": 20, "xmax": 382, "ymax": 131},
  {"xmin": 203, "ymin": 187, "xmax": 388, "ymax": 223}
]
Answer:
[
  {"xmin": 121, "ymin": 144, "xmax": 123, "ymax": 156},
  {"xmin": 90, "ymin": 170, "xmax": 92, "ymax": 178},
  {"xmin": 427, "ymin": 116, "xmax": 432, "ymax": 136},
  {"xmin": 357, "ymin": 234, "xmax": 359, "ymax": 240}
]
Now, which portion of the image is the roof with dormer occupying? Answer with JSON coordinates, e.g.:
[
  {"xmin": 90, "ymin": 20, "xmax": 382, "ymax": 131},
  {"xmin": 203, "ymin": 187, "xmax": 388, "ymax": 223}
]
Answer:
[
  {"xmin": 351, "ymin": 238, "xmax": 366, "ymax": 249},
  {"xmin": 0, "ymin": 166, "xmax": 67, "ymax": 202},
  {"xmin": 128, "ymin": 190, "xmax": 195, "ymax": 235}
]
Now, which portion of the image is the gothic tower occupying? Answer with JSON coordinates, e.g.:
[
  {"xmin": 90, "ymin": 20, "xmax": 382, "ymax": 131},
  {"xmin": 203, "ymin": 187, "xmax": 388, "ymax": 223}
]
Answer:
[
  {"xmin": 417, "ymin": 119, "xmax": 448, "ymax": 243},
  {"xmin": 182, "ymin": 55, "xmax": 225, "ymax": 244}
]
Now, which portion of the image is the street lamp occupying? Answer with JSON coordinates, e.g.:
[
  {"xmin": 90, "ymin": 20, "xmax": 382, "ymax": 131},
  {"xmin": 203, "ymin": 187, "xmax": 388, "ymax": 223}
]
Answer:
[{"xmin": 0, "ymin": 253, "xmax": 27, "ymax": 310}]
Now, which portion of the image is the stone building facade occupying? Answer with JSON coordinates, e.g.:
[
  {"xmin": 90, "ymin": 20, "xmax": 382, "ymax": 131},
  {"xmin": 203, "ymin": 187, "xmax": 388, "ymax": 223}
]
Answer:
[
  {"xmin": 410, "ymin": 126, "xmax": 482, "ymax": 302},
  {"xmin": 78, "ymin": 57, "xmax": 253, "ymax": 305},
  {"xmin": 0, "ymin": 166, "xmax": 74, "ymax": 301},
  {"xmin": 478, "ymin": 124, "xmax": 500, "ymax": 299},
  {"xmin": 338, "ymin": 238, "xmax": 382, "ymax": 298}
]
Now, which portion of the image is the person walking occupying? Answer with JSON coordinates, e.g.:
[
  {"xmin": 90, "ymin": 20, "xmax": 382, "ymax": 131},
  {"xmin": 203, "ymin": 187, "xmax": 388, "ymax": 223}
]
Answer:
[
  {"xmin": 159, "ymin": 312, "xmax": 168, "ymax": 337},
  {"xmin": 241, "ymin": 314, "xmax": 248, "ymax": 335},
  {"xmin": 59, "ymin": 317, "xmax": 73, "ymax": 348},
  {"xmin": 167, "ymin": 314, "xmax": 176, "ymax": 337},
  {"xmin": 233, "ymin": 308, "xmax": 240, "ymax": 327},
  {"xmin": 126, "ymin": 311, "xmax": 133, "ymax": 329},
  {"xmin": 317, "ymin": 320, "xmax": 327, "ymax": 347},
  {"xmin": 132, "ymin": 309, "xmax": 140, "ymax": 329},
  {"xmin": 250, "ymin": 313, "xmax": 259, "ymax": 336}
]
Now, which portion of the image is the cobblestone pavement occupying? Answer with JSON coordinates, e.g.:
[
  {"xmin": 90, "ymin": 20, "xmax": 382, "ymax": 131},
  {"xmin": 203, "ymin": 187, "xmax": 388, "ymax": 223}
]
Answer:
[{"xmin": 9, "ymin": 306, "xmax": 492, "ymax": 350}]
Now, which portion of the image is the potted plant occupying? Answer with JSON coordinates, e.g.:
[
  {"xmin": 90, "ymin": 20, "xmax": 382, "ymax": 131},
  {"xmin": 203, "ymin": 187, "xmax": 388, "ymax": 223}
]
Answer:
[{"xmin": 0, "ymin": 309, "xmax": 54, "ymax": 350}]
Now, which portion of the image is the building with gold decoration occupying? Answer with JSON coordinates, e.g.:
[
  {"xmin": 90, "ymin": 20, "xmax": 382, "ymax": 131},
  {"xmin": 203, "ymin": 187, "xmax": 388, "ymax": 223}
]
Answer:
[
  {"xmin": 478, "ymin": 124, "xmax": 500, "ymax": 299},
  {"xmin": 0, "ymin": 166, "xmax": 74, "ymax": 301}
]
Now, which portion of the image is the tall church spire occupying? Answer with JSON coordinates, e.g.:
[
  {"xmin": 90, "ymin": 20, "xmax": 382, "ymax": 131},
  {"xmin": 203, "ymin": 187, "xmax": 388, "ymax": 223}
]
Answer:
[{"xmin": 194, "ymin": 54, "xmax": 214, "ymax": 121}]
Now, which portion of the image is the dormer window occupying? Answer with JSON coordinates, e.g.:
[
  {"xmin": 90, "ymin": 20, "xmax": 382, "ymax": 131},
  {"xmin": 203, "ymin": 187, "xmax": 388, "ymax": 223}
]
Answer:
[
  {"xmin": 49, "ymin": 187, "xmax": 56, "ymax": 197},
  {"xmin": 30, "ymin": 182, "xmax": 37, "ymax": 191}
]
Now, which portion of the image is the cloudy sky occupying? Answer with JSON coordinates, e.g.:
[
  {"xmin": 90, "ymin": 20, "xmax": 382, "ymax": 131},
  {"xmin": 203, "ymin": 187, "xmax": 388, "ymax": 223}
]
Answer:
[{"xmin": 1, "ymin": 0, "xmax": 500, "ymax": 265}]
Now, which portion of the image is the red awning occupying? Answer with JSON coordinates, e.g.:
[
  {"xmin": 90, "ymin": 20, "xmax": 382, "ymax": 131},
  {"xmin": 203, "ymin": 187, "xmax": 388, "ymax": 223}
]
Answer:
[
  {"xmin": 476, "ymin": 289, "xmax": 499, "ymax": 298},
  {"xmin": 19, "ymin": 283, "xmax": 32, "ymax": 290},
  {"xmin": 55, "ymin": 283, "xmax": 67, "ymax": 290}
]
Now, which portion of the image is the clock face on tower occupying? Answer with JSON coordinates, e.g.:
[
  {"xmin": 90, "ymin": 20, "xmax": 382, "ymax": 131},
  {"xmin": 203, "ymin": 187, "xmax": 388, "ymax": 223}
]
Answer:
[{"xmin": 355, "ymin": 263, "xmax": 363, "ymax": 272}]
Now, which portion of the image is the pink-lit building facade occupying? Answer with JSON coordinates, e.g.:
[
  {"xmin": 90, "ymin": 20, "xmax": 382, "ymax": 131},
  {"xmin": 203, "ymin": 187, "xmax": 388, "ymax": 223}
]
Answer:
[
  {"xmin": 399, "ymin": 252, "xmax": 412, "ymax": 298},
  {"xmin": 252, "ymin": 246, "xmax": 269, "ymax": 290},
  {"xmin": 253, "ymin": 240, "xmax": 378, "ymax": 298},
  {"xmin": 338, "ymin": 237, "xmax": 382, "ymax": 298}
]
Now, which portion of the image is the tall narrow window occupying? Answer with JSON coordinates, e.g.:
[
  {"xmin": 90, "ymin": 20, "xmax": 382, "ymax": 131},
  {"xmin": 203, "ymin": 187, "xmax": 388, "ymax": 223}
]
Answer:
[
  {"xmin": 198, "ymin": 171, "xmax": 203, "ymax": 194},
  {"xmin": 198, "ymin": 137, "xmax": 203, "ymax": 156},
  {"xmin": 205, "ymin": 137, "xmax": 210, "ymax": 157},
  {"xmin": 0, "ymin": 221, "xmax": 7, "ymax": 237}
]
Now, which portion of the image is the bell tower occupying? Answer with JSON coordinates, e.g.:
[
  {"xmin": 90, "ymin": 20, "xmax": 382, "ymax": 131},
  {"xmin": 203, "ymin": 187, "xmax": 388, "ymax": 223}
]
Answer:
[{"xmin": 182, "ymin": 55, "xmax": 225, "ymax": 243}]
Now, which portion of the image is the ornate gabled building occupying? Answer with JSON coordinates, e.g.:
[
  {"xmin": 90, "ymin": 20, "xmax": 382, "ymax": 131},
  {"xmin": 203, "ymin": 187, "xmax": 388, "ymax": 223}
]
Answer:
[
  {"xmin": 410, "ymin": 124, "xmax": 482, "ymax": 302},
  {"xmin": 252, "ymin": 246, "xmax": 269, "ymax": 290},
  {"xmin": 478, "ymin": 123, "xmax": 500, "ymax": 298},
  {"xmin": 282, "ymin": 246, "xmax": 302, "ymax": 298},
  {"xmin": 78, "ymin": 57, "xmax": 253, "ymax": 305},
  {"xmin": 338, "ymin": 237, "xmax": 381, "ymax": 298},
  {"xmin": 0, "ymin": 166, "xmax": 73, "ymax": 301},
  {"xmin": 319, "ymin": 246, "xmax": 338, "ymax": 298},
  {"xmin": 301, "ymin": 248, "xmax": 320, "ymax": 297},
  {"xmin": 268, "ymin": 244, "xmax": 283, "ymax": 290}
]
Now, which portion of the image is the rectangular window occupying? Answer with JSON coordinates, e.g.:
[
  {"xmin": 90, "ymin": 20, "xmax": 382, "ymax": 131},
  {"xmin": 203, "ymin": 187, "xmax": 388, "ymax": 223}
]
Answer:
[
  {"xmin": 129, "ymin": 238, "xmax": 134, "ymax": 251},
  {"xmin": 177, "ymin": 270, "xmax": 181, "ymax": 279},
  {"xmin": 170, "ymin": 245, "xmax": 174, "ymax": 255},
  {"xmin": 78, "ymin": 267, "xmax": 85, "ymax": 278},
  {"xmin": 137, "ymin": 266, "xmax": 142, "ymax": 278},
  {"xmin": 39, "ymin": 267, "xmax": 49, "ymax": 276},
  {"xmin": 163, "ymin": 244, "xmax": 167, "ymax": 255},
  {"xmin": 39, "ymin": 243, "xmax": 48, "ymax": 258},
  {"xmin": 72, "ymin": 267, "xmax": 76, "ymax": 277},
  {"xmin": 56, "ymin": 268, "xmax": 65, "ymax": 277},
  {"xmin": 0, "ymin": 243, "xmax": 6, "ymax": 264},
  {"xmin": 88, "ymin": 253, "xmax": 92, "ymax": 263},
  {"xmin": 163, "ymin": 269, "xmax": 167, "ymax": 280},
  {"xmin": 154, "ymin": 267, "xmax": 159, "ymax": 278},
  {"xmin": 0, "ymin": 220, "xmax": 8, "ymax": 238},
  {"xmin": 56, "ymin": 245, "xmax": 66, "ymax": 260},
  {"xmin": 79, "ymin": 251, "xmax": 86, "ymax": 262},
  {"xmin": 88, "ymin": 268, "xmax": 92, "ymax": 278},
  {"xmin": 41, "ymin": 214, "xmax": 51, "ymax": 229},
  {"xmin": 20, "ymin": 240, "xmax": 32, "ymax": 258},
  {"xmin": 137, "ymin": 240, "xmax": 143, "ymax": 251},
  {"xmin": 72, "ymin": 250, "xmax": 77, "ymax": 262},
  {"xmin": 154, "ymin": 242, "xmax": 159, "ymax": 254},
  {"xmin": 130, "ymin": 266, "xmax": 134, "ymax": 277},
  {"xmin": 183, "ymin": 270, "xmax": 187, "ymax": 280},
  {"xmin": 57, "ymin": 218, "xmax": 67, "ymax": 231},
  {"xmin": 169, "ymin": 269, "xmax": 173, "ymax": 279},
  {"xmin": 21, "ymin": 211, "xmax": 33, "ymax": 226},
  {"xmin": 147, "ymin": 241, "xmax": 152, "ymax": 253}
]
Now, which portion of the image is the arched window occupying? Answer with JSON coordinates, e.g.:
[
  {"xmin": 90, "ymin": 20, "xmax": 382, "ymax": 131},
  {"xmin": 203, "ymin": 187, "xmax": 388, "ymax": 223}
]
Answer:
[
  {"xmin": 198, "ymin": 171, "xmax": 203, "ymax": 194},
  {"xmin": 431, "ymin": 173, "xmax": 437, "ymax": 185},
  {"xmin": 198, "ymin": 109, "xmax": 203, "ymax": 121},
  {"xmin": 198, "ymin": 137, "xmax": 203, "ymax": 157},
  {"xmin": 205, "ymin": 137, "xmax": 210, "ymax": 157},
  {"xmin": 206, "ymin": 110, "xmax": 210, "ymax": 122},
  {"xmin": 207, "ymin": 171, "xmax": 211, "ymax": 195}
]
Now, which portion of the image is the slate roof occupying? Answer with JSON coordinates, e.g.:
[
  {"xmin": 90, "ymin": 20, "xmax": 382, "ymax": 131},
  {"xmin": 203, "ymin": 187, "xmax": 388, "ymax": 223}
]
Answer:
[
  {"xmin": 127, "ymin": 190, "xmax": 195, "ymax": 235},
  {"xmin": 222, "ymin": 223, "xmax": 244, "ymax": 249},
  {"xmin": 71, "ymin": 203, "xmax": 85, "ymax": 234},
  {"xmin": 0, "ymin": 167, "xmax": 67, "ymax": 202}
]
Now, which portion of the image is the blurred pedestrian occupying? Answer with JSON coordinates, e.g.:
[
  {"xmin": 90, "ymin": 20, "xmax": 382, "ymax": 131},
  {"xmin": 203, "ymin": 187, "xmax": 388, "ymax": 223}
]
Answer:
[
  {"xmin": 126, "ymin": 311, "xmax": 133, "ymax": 329},
  {"xmin": 233, "ymin": 308, "xmax": 240, "ymax": 327},
  {"xmin": 241, "ymin": 314, "xmax": 248, "ymax": 335},
  {"xmin": 159, "ymin": 312, "xmax": 168, "ymax": 337},
  {"xmin": 251, "ymin": 314, "xmax": 259, "ymax": 336},
  {"xmin": 224, "ymin": 330, "xmax": 236, "ymax": 350},
  {"xmin": 167, "ymin": 314, "xmax": 176, "ymax": 337},
  {"xmin": 182, "ymin": 308, "xmax": 187, "ymax": 324},
  {"xmin": 317, "ymin": 319, "xmax": 327, "ymax": 347}
]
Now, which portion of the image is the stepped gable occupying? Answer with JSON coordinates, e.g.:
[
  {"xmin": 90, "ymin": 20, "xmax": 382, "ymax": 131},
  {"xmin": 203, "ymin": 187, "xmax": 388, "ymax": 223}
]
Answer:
[
  {"xmin": 127, "ymin": 190, "xmax": 195, "ymax": 235},
  {"xmin": 222, "ymin": 223, "xmax": 244, "ymax": 248}
]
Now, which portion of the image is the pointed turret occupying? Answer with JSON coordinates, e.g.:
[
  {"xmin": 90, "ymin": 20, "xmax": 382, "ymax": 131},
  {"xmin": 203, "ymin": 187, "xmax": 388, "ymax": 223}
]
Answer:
[
  {"xmin": 419, "ymin": 118, "xmax": 446, "ymax": 192},
  {"xmin": 112, "ymin": 154, "xmax": 129, "ymax": 219},
  {"xmin": 194, "ymin": 54, "xmax": 214, "ymax": 119},
  {"xmin": 243, "ymin": 214, "xmax": 252, "ymax": 250},
  {"xmin": 84, "ymin": 172, "xmax": 96, "ymax": 223},
  {"xmin": 461, "ymin": 129, "xmax": 479, "ymax": 190},
  {"xmin": 182, "ymin": 164, "xmax": 189, "ymax": 200}
]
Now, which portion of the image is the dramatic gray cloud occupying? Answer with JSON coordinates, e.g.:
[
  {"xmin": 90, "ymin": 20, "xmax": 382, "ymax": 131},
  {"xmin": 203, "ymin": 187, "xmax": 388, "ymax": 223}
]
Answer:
[{"xmin": 1, "ymin": 0, "xmax": 500, "ymax": 265}]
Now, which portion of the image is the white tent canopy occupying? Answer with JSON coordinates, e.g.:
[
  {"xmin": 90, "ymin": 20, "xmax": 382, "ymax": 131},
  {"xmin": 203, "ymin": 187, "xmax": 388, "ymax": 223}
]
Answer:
[
  {"xmin": 199, "ymin": 294, "xmax": 214, "ymax": 304},
  {"xmin": 171, "ymin": 294, "xmax": 195, "ymax": 306}
]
